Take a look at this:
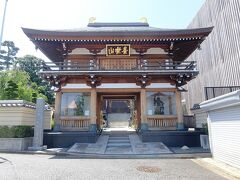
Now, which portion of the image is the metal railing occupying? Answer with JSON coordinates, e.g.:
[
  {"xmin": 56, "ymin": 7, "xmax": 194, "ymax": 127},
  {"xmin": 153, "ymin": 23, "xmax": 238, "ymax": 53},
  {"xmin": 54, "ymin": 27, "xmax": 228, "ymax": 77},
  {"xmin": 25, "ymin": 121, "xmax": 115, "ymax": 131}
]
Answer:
[
  {"xmin": 205, "ymin": 86, "xmax": 240, "ymax": 100},
  {"xmin": 41, "ymin": 60, "xmax": 196, "ymax": 72}
]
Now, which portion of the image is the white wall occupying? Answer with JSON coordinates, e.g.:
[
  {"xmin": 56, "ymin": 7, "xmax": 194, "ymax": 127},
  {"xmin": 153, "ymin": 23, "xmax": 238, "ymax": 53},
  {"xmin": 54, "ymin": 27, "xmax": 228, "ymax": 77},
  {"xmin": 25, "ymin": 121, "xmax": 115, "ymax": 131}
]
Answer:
[
  {"xmin": 200, "ymin": 90, "xmax": 240, "ymax": 169},
  {"xmin": 183, "ymin": 0, "xmax": 240, "ymax": 112}
]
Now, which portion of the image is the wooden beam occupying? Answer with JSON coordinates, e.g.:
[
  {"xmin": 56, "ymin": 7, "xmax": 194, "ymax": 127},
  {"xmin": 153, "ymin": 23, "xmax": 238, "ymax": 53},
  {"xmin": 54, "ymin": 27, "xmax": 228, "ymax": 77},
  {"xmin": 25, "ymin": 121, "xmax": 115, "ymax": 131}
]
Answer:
[
  {"xmin": 66, "ymin": 54, "xmax": 169, "ymax": 60},
  {"xmin": 61, "ymin": 89, "xmax": 91, "ymax": 93},
  {"xmin": 63, "ymin": 76, "xmax": 174, "ymax": 84},
  {"xmin": 96, "ymin": 88, "xmax": 141, "ymax": 93}
]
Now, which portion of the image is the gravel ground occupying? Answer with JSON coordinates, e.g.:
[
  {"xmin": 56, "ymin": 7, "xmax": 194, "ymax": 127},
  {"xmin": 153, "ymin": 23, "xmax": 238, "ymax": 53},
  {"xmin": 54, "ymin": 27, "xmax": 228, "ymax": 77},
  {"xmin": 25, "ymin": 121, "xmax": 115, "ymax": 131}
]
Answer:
[{"xmin": 0, "ymin": 153, "xmax": 226, "ymax": 180}]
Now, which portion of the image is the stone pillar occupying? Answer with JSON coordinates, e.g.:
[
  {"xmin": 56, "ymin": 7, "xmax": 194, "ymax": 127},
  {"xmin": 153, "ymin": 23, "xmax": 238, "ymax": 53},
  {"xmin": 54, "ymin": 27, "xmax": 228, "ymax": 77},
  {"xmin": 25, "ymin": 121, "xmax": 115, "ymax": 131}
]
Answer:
[
  {"xmin": 53, "ymin": 91, "xmax": 62, "ymax": 131},
  {"xmin": 89, "ymin": 88, "xmax": 97, "ymax": 132},
  {"xmin": 29, "ymin": 98, "xmax": 45, "ymax": 150},
  {"xmin": 176, "ymin": 90, "xmax": 184, "ymax": 130},
  {"xmin": 140, "ymin": 89, "xmax": 148, "ymax": 131}
]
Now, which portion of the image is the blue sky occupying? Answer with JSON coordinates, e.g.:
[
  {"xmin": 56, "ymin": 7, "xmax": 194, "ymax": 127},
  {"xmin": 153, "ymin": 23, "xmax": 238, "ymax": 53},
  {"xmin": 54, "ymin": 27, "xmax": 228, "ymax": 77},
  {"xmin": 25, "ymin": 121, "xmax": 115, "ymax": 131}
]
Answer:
[{"xmin": 0, "ymin": 0, "xmax": 205, "ymax": 59}]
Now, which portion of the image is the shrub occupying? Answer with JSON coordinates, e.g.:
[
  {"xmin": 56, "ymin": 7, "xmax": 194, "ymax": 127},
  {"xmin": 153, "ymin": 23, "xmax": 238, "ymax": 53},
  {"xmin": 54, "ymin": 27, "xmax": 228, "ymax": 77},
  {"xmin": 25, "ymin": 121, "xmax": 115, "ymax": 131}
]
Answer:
[
  {"xmin": 51, "ymin": 118, "xmax": 55, "ymax": 130},
  {"xmin": 202, "ymin": 123, "xmax": 208, "ymax": 135},
  {"xmin": 5, "ymin": 80, "xmax": 18, "ymax": 99},
  {"xmin": 0, "ymin": 126, "xmax": 15, "ymax": 138},
  {"xmin": 0, "ymin": 126, "xmax": 34, "ymax": 138}
]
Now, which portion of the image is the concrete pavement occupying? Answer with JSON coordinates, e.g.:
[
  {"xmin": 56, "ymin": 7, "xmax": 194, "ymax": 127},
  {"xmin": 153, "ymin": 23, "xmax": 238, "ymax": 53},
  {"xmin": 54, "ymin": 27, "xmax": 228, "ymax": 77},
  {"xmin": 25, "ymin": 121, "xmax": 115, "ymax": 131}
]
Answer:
[
  {"xmin": 193, "ymin": 158, "xmax": 240, "ymax": 180},
  {"xmin": 0, "ymin": 153, "xmax": 226, "ymax": 180}
]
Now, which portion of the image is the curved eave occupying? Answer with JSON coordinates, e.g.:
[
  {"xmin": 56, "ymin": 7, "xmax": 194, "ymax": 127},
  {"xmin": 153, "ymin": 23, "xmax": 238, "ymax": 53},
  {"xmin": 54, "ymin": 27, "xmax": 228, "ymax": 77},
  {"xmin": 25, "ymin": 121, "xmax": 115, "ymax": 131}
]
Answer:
[
  {"xmin": 22, "ymin": 27, "xmax": 213, "ymax": 41},
  {"xmin": 22, "ymin": 26, "xmax": 213, "ymax": 63}
]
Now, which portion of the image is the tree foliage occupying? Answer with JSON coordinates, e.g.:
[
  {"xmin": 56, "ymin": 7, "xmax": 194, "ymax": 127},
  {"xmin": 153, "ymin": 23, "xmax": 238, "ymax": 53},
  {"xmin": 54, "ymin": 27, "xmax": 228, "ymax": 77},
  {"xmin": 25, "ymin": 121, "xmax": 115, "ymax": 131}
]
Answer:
[
  {"xmin": 0, "ymin": 40, "xmax": 54, "ymax": 104},
  {"xmin": 0, "ymin": 70, "xmax": 47, "ymax": 102},
  {"xmin": 5, "ymin": 80, "xmax": 18, "ymax": 99},
  {"xmin": 15, "ymin": 55, "xmax": 54, "ymax": 104},
  {"xmin": 0, "ymin": 41, "xmax": 19, "ymax": 70},
  {"xmin": 0, "ymin": 70, "xmax": 29, "ymax": 100},
  {"xmin": 15, "ymin": 55, "xmax": 46, "ymax": 85}
]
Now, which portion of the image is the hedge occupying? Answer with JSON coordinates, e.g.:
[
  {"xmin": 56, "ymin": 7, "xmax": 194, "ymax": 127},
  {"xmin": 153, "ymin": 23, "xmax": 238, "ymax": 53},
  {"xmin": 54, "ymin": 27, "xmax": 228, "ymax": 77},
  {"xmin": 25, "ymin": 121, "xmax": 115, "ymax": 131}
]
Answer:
[{"xmin": 0, "ymin": 126, "xmax": 34, "ymax": 138}]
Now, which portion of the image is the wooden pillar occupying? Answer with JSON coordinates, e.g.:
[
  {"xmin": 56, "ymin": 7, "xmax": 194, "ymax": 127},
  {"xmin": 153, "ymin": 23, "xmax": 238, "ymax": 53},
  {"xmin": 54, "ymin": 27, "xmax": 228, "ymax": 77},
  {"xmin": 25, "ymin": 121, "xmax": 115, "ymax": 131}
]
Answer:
[
  {"xmin": 168, "ymin": 96, "xmax": 173, "ymax": 114},
  {"xmin": 140, "ymin": 89, "xmax": 148, "ymax": 130},
  {"xmin": 90, "ymin": 88, "xmax": 97, "ymax": 131},
  {"xmin": 54, "ymin": 91, "xmax": 62, "ymax": 131},
  {"xmin": 176, "ymin": 90, "xmax": 184, "ymax": 130}
]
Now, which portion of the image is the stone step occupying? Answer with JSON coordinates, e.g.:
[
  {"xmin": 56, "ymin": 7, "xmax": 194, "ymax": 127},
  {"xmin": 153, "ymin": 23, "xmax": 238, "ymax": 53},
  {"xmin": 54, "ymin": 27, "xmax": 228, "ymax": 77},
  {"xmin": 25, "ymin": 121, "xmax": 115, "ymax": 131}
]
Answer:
[
  {"xmin": 109, "ymin": 131, "xmax": 133, "ymax": 133},
  {"xmin": 109, "ymin": 136, "xmax": 129, "ymax": 139},
  {"xmin": 107, "ymin": 142, "xmax": 131, "ymax": 147},
  {"xmin": 107, "ymin": 133, "xmax": 130, "ymax": 136},
  {"xmin": 109, "ymin": 122, "xmax": 129, "ymax": 128},
  {"xmin": 102, "ymin": 130, "xmax": 136, "ymax": 136},
  {"xmin": 107, "ymin": 113, "xmax": 131, "ymax": 121},
  {"xmin": 108, "ymin": 139, "xmax": 130, "ymax": 143}
]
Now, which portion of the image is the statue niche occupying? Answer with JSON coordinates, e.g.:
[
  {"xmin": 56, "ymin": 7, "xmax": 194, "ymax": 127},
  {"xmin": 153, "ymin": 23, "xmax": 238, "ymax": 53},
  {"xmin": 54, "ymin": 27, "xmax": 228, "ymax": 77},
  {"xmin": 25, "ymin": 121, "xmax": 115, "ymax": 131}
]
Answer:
[
  {"xmin": 153, "ymin": 95, "xmax": 164, "ymax": 115},
  {"xmin": 74, "ymin": 95, "xmax": 85, "ymax": 116}
]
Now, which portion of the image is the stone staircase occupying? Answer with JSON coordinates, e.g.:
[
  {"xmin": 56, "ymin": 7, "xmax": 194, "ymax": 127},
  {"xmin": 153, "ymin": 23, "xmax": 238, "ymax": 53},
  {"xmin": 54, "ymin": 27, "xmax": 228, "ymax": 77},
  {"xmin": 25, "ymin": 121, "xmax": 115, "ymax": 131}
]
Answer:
[
  {"xmin": 105, "ymin": 132, "xmax": 133, "ymax": 154},
  {"xmin": 67, "ymin": 131, "xmax": 173, "ymax": 155}
]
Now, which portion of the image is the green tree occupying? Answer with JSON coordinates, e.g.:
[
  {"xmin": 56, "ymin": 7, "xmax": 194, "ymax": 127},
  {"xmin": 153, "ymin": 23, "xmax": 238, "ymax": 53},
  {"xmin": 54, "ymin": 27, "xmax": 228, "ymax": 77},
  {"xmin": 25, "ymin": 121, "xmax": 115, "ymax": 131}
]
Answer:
[
  {"xmin": 5, "ymin": 80, "xmax": 18, "ymax": 99},
  {"xmin": 0, "ymin": 41, "xmax": 19, "ymax": 70},
  {"xmin": 15, "ymin": 55, "xmax": 45, "ymax": 85},
  {"xmin": 32, "ymin": 92, "xmax": 37, "ymax": 103},
  {"xmin": 0, "ymin": 70, "xmax": 30, "ymax": 100},
  {"xmin": 0, "ymin": 71, "xmax": 8, "ymax": 99},
  {"xmin": 0, "ymin": 70, "xmax": 48, "ymax": 102},
  {"xmin": 15, "ymin": 55, "xmax": 54, "ymax": 104}
]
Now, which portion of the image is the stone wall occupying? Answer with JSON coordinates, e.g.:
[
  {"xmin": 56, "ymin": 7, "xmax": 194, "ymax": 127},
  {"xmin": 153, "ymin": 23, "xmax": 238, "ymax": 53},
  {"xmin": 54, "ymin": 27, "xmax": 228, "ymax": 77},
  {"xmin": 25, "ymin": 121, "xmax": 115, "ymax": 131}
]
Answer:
[{"xmin": 0, "ymin": 137, "xmax": 33, "ymax": 151}]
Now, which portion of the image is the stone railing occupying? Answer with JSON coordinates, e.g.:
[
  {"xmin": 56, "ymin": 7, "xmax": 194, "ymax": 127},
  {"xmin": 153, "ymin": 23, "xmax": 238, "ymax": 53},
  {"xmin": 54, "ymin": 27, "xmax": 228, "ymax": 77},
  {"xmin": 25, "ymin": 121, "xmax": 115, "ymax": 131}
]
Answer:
[
  {"xmin": 147, "ymin": 115, "xmax": 177, "ymax": 130},
  {"xmin": 59, "ymin": 116, "xmax": 90, "ymax": 130}
]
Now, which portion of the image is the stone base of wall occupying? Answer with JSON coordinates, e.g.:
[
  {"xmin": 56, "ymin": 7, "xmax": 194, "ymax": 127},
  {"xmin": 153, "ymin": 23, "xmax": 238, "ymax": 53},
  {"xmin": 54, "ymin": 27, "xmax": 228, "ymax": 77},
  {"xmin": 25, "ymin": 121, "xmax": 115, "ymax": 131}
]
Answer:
[
  {"xmin": 44, "ymin": 131, "xmax": 99, "ymax": 148},
  {"xmin": 140, "ymin": 130, "xmax": 202, "ymax": 147},
  {"xmin": 0, "ymin": 137, "xmax": 33, "ymax": 151}
]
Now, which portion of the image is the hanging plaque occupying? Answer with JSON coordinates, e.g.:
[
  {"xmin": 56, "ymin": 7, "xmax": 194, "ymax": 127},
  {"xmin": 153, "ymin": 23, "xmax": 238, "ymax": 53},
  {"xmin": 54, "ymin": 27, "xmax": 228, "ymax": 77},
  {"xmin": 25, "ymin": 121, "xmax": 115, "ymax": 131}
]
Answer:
[{"xmin": 106, "ymin": 44, "xmax": 130, "ymax": 56}]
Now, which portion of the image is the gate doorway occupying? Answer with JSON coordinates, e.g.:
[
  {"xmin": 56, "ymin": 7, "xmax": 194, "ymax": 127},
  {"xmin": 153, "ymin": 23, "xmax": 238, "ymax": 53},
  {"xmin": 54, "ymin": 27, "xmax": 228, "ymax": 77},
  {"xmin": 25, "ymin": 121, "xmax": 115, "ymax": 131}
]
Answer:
[{"xmin": 97, "ymin": 93, "xmax": 140, "ymax": 130}]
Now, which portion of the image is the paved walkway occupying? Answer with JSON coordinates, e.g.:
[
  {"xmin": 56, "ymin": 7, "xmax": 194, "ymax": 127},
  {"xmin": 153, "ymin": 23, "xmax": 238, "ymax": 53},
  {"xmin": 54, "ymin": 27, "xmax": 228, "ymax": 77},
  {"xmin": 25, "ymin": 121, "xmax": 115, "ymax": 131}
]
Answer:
[
  {"xmin": 0, "ymin": 153, "xmax": 226, "ymax": 180},
  {"xmin": 193, "ymin": 158, "xmax": 240, "ymax": 180}
]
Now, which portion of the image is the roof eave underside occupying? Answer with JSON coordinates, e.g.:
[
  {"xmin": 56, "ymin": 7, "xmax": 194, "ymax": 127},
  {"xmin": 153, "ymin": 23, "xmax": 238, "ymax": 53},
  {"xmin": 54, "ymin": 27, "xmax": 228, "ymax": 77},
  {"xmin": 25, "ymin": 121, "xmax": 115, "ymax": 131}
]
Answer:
[
  {"xmin": 22, "ymin": 26, "xmax": 213, "ymax": 62},
  {"xmin": 22, "ymin": 27, "xmax": 213, "ymax": 40}
]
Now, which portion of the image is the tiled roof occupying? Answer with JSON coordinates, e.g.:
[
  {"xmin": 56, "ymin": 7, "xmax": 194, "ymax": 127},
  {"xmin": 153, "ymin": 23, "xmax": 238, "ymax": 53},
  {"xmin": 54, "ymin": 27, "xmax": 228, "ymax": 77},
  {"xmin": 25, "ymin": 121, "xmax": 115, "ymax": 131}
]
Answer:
[{"xmin": 22, "ymin": 22, "xmax": 213, "ymax": 37}]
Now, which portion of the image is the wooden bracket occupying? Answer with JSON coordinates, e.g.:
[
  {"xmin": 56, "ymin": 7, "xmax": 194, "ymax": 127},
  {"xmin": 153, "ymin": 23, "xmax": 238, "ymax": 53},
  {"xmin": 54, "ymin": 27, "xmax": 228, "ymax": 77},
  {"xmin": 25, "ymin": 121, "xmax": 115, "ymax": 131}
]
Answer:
[
  {"xmin": 85, "ymin": 75, "xmax": 102, "ymax": 88},
  {"xmin": 136, "ymin": 75, "xmax": 151, "ymax": 88}
]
